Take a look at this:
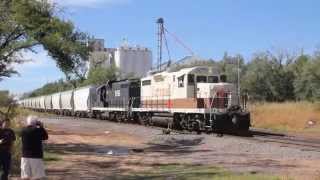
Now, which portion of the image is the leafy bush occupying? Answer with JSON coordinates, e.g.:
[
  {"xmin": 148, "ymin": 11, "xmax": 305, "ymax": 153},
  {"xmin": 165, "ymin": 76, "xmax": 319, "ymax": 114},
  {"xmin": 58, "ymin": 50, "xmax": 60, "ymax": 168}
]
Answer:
[{"xmin": 11, "ymin": 118, "xmax": 22, "ymax": 174}]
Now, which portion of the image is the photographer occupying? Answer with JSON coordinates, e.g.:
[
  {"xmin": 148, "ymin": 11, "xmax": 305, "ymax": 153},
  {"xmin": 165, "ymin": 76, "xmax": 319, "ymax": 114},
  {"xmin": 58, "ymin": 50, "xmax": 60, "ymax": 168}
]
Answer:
[{"xmin": 20, "ymin": 116, "xmax": 48, "ymax": 180}]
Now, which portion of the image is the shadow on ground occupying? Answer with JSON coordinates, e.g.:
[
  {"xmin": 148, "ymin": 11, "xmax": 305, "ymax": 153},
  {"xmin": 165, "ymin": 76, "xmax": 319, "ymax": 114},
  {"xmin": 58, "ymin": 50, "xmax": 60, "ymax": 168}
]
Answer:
[
  {"xmin": 46, "ymin": 136, "xmax": 207, "ymax": 157},
  {"xmin": 46, "ymin": 143, "xmax": 131, "ymax": 156},
  {"xmin": 144, "ymin": 137, "xmax": 211, "ymax": 155}
]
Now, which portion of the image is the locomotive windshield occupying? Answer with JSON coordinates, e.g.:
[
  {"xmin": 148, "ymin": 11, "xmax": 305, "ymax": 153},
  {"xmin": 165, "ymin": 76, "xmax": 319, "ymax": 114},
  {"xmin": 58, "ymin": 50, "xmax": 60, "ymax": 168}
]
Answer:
[
  {"xmin": 195, "ymin": 75, "xmax": 219, "ymax": 83},
  {"xmin": 196, "ymin": 76, "xmax": 207, "ymax": 83},
  {"xmin": 208, "ymin": 76, "xmax": 219, "ymax": 83},
  {"xmin": 188, "ymin": 74, "xmax": 195, "ymax": 85}
]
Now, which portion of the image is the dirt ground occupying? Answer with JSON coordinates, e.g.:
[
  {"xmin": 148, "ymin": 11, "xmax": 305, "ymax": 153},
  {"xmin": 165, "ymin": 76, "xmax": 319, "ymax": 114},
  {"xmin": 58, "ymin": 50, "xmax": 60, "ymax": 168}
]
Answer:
[{"xmin": 12, "ymin": 117, "xmax": 320, "ymax": 179}]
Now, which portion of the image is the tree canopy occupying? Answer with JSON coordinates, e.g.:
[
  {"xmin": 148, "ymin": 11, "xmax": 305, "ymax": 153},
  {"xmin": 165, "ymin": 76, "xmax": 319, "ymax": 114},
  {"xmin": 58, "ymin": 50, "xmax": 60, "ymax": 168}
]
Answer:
[
  {"xmin": 28, "ymin": 78, "xmax": 74, "ymax": 97},
  {"xmin": 0, "ymin": 0, "xmax": 90, "ymax": 81},
  {"xmin": 241, "ymin": 51, "xmax": 295, "ymax": 102},
  {"xmin": 82, "ymin": 66, "xmax": 119, "ymax": 86},
  {"xmin": 293, "ymin": 53, "xmax": 320, "ymax": 101},
  {"xmin": 0, "ymin": 90, "xmax": 17, "ymax": 121}
]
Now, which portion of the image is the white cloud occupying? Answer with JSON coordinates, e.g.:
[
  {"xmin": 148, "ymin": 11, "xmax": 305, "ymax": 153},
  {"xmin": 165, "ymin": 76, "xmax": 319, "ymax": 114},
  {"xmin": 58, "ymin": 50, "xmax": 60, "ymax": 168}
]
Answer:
[
  {"xmin": 52, "ymin": 0, "xmax": 131, "ymax": 8},
  {"xmin": 14, "ymin": 50, "xmax": 56, "ymax": 72},
  {"xmin": 1, "ymin": 49, "xmax": 64, "ymax": 94}
]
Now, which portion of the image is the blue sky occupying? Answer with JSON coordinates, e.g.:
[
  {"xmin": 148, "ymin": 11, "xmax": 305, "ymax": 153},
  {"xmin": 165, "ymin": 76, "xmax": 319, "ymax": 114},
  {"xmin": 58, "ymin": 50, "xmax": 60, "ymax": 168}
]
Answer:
[{"xmin": 1, "ymin": 0, "xmax": 320, "ymax": 94}]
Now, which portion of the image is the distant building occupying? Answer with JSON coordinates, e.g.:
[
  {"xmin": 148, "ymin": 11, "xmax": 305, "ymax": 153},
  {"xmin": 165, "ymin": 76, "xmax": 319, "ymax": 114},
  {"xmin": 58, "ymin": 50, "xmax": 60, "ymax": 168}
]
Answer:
[{"xmin": 88, "ymin": 39, "xmax": 152, "ymax": 78}]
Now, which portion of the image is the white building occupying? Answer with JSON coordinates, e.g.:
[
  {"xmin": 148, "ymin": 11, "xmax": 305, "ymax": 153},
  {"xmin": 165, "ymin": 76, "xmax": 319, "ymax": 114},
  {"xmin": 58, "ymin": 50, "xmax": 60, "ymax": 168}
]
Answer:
[{"xmin": 88, "ymin": 39, "xmax": 152, "ymax": 78}]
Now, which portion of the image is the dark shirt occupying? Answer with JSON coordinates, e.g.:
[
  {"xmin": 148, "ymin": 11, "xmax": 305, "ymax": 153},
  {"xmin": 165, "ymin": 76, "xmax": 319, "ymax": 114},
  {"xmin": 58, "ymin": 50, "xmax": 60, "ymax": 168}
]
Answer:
[
  {"xmin": 0, "ymin": 128, "xmax": 16, "ymax": 153},
  {"xmin": 21, "ymin": 125, "xmax": 48, "ymax": 159}
]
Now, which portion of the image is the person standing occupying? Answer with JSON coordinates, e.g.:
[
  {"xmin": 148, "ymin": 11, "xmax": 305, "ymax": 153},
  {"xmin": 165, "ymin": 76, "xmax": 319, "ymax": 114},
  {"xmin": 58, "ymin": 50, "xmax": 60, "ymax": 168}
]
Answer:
[
  {"xmin": 0, "ymin": 120, "xmax": 16, "ymax": 180},
  {"xmin": 21, "ymin": 116, "xmax": 48, "ymax": 180}
]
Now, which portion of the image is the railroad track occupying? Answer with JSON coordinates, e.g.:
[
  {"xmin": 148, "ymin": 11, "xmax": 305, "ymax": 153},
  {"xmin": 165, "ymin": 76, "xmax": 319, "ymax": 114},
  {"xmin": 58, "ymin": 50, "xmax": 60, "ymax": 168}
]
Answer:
[
  {"xmin": 43, "ymin": 115, "xmax": 320, "ymax": 151},
  {"xmin": 139, "ymin": 124, "xmax": 320, "ymax": 151},
  {"xmin": 243, "ymin": 129, "xmax": 320, "ymax": 151}
]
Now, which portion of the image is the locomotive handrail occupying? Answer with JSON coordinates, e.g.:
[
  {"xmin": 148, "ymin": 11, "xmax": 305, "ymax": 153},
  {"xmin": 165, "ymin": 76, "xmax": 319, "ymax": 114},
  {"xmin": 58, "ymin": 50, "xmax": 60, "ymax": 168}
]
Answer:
[
  {"xmin": 129, "ymin": 97, "xmax": 140, "ymax": 110},
  {"xmin": 141, "ymin": 95, "xmax": 171, "ymax": 110},
  {"xmin": 209, "ymin": 91, "xmax": 217, "ymax": 124}
]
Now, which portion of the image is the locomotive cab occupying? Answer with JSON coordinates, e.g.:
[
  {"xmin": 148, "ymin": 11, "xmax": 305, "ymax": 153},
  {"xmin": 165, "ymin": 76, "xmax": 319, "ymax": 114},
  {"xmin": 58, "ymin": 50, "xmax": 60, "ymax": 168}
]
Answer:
[{"xmin": 187, "ymin": 73, "xmax": 239, "ymax": 110}]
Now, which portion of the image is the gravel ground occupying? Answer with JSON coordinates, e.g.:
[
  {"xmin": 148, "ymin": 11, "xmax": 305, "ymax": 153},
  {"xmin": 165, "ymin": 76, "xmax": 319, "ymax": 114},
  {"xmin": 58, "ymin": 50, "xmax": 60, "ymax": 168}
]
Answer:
[{"xmin": 39, "ymin": 116, "xmax": 320, "ymax": 179}]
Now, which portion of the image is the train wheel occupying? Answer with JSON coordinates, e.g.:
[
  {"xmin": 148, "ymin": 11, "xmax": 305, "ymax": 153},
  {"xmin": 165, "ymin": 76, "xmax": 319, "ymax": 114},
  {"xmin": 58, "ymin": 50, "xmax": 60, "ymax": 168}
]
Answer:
[
  {"xmin": 173, "ymin": 114, "xmax": 183, "ymax": 130},
  {"xmin": 132, "ymin": 113, "xmax": 140, "ymax": 124},
  {"xmin": 193, "ymin": 121, "xmax": 201, "ymax": 134},
  {"xmin": 95, "ymin": 112, "xmax": 101, "ymax": 120},
  {"xmin": 180, "ymin": 117, "xmax": 188, "ymax": 131},
  {"xmin": 139, "ymin": 113, "xmax": 150, "ymax": 126},
  {"xmin": 116, "ymin": 113, "xmax": 122, "ymax": 123},
  {"xmin": 87, "ymin": 112, "xmax": 93, "ymax": 119},
  {"xmin": 109, "ymin": 113, "xmax": 116, "ymax": 121}
]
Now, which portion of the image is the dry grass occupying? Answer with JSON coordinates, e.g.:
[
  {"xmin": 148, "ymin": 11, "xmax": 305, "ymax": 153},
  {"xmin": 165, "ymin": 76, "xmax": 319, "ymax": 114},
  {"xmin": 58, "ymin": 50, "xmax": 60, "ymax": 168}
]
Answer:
[{"xmin": 249, "ymin": 102, "xmax": 320, "ymax": 133}]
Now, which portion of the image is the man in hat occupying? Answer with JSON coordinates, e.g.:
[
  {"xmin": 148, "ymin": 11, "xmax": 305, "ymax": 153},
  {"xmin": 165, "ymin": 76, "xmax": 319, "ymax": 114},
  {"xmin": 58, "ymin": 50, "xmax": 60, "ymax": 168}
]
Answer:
[{"xmin": 21, "ymin": 116, "xmax": 48, "ymax": 180}]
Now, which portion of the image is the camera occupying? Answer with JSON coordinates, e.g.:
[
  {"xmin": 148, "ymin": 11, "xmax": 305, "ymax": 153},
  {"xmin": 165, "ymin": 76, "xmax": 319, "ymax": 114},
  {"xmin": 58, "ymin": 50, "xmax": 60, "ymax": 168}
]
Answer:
[{"xmin": 35, "ymin": 120, "xmax": 43, "ymax": 128}]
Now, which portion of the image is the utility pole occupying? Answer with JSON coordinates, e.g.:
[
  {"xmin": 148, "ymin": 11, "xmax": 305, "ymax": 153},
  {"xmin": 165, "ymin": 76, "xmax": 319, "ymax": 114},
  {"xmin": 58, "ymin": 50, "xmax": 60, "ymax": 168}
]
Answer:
[
  {"xmin": 157, "ymin": 18, "xmax": 164, "ymax": 71},
  {"xmin": 237, "ymin": 56, "xmax": 241, "ymax": 106}
]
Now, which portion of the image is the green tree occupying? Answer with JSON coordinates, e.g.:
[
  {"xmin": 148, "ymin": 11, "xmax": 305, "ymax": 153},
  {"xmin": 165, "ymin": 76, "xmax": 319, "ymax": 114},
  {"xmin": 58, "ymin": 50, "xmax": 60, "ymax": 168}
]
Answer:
[
  {"xmin": 29, "ymin": 78, "xmax": 74, "ymax": 97},
  {"xmin": 289, "ymin": 54, "xmax": 309, "ymax": 78},
  {"xmin": 294, "ymin": 53, "xmax": 320, "ymax": 101},
  {"xmin": 83, "ymin": 66, "xmax": 119, "ymax": 86},
  {"xmin": 0, "ymin": 0, "xmax": 90, "ymax": 82},
  {"xmin": 242, "ymin": 51, "xmax": 295, "ymax": 102},
  {"xmin": 220, "ymin": 52, "xmax": 246, "ymax": 84},
  {"xmin": 0, "ymin": 90, "xmax": 10, "ymax": 107},
  {"xmin": 242, "ymin": 54, "xmax": 274, "ymax": 101},
  {"xmin": 0, "ymin": 90, "xmax": 17, "ymax": 121}
]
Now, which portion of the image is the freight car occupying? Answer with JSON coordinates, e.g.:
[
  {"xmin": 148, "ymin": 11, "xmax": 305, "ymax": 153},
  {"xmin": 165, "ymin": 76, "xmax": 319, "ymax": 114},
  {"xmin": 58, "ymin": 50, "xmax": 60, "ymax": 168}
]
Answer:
[
  {"xmin": 19, "ymin": 66, "xmax": 250, "ymax": 132},
  {"xmin": 60, "ymin": 90, "xmax": 74, "ymax": 116},
  {"xmin": 39, "ymin": 96, "xmax": 46, "ymax": 112},
  {"xmin": 51, "ymin": 93, "xmax": 61, "ymax": 114},
  {"xmin": 73, "ymin": 86, "xmax": 96, "ymax": 117}
]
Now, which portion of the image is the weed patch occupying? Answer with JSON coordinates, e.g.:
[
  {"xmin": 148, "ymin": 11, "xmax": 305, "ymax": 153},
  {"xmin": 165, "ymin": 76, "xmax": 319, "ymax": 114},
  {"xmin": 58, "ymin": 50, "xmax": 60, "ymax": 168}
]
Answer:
[
  {"xmin": 250, "ymin": 102, "xmax": 320, "ymax": 133},
  {"xmin": 44, "ymin": 152, "xmax": 61, "ymax": 162}
]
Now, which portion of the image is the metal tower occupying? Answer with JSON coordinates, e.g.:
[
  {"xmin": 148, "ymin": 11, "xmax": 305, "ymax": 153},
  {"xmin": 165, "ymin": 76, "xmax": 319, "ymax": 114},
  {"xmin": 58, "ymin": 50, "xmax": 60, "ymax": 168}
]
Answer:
[{"xmin": 157, "ymin": 18, "xmax": 164, "ymax": 71}]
